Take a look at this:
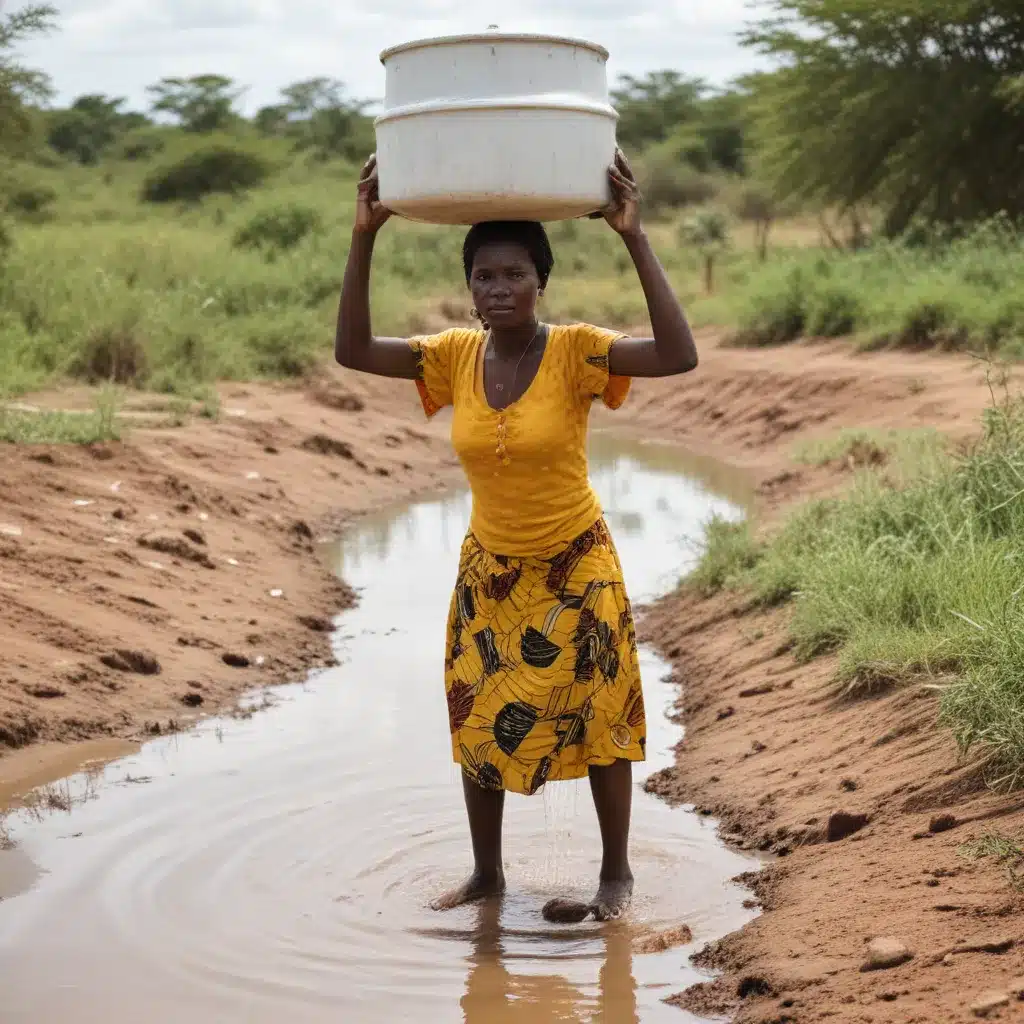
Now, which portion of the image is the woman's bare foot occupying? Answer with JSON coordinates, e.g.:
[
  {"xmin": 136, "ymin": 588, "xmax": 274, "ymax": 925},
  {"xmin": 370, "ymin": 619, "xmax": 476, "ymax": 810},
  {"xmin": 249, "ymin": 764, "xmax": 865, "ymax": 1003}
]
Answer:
[
  {"xmin": 591, "ymin": 875, "xmax": 634, "ymax": 921},
  {"xmin": 430, "ymin": 870, "xmax": 506, "ymax": 911},
  {"xmin": 542, "ymin": 873, "xmax": 634, "ymax": 924}
]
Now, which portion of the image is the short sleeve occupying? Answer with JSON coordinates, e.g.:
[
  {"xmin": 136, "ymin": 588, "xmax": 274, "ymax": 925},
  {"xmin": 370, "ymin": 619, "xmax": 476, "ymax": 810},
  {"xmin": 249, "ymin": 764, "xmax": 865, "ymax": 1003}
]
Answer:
[
  {"xmin": 575, "ymin": 324, "xmax": 631, "ymax": 410},
  {"xmin": 408, "ymin": 330, "xmax": 455, "ymax": 418}
]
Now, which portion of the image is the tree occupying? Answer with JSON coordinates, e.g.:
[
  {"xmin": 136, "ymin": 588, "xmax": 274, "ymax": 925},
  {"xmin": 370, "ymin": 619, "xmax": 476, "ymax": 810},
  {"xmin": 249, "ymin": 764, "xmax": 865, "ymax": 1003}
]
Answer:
[
  {"xmin": 611, "ymin": 71, "xmax": 705, "ymax": 152},
  {"xmin": 256, "ymin": 77, "xmax": 374, "ymax": 160},
  {"xmin": 680, "ymin": 208, "xmax": 730, "ymax": 294},
  {"xmin": 148, "ymin": 75, "xmax": 243, "ymax": 133},
  {"xmin": 48, "ymin": 94, "xmax": 145, "ymax": 164},
  {"xmin": 743, "ymin": 0, "xmax": 1024, "ymax": 234},
  {"xmin": 0, "ymin": 3, "xmax": 56, "ymax": 154}
]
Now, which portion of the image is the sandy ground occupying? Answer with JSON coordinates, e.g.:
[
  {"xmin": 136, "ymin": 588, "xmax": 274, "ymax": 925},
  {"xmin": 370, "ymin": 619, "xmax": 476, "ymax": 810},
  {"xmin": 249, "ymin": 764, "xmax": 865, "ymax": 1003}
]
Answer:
[
  {"xmin": 3, "ymin": 332, "xmax": 1023, "ymax": 1019},
  {"xmin": 0, "ymin": 370, "xmax": 460, "ymax": 801},
  {"xmin": 624, "ymin": 341, "xmax": 1024, "ymax": 1021}
]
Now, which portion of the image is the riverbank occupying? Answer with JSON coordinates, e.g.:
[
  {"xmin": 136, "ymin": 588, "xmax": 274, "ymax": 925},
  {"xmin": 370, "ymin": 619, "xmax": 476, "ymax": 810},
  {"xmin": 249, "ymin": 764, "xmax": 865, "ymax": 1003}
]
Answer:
[
  {"xmin": 626, "ymin": 341, "xmax": 1024, "ymax": 1021},
  {"xmin": 0, "ymin": 369, "xmax": 459, "ymax": 801}
]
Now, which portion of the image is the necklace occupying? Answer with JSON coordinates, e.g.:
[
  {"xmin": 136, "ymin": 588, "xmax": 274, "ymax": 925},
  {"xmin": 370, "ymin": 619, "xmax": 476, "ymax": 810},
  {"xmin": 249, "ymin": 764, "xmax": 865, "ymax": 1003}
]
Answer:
[{"xmin": 487, "ymin": 323, "xmax": 544, "ymax": 396}]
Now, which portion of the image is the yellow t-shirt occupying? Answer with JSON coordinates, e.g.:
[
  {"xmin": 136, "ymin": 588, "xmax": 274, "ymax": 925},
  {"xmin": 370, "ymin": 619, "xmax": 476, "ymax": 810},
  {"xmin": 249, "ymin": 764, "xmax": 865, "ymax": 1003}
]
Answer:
[{"xmin": 410, "ymin": 323, "xmax": 630, "ymax": 558}]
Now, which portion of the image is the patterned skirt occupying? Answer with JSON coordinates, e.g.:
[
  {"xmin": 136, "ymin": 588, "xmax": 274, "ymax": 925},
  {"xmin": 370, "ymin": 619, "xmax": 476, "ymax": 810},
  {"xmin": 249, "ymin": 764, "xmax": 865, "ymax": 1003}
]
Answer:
[{"xmin": 445, "ymin": 519, "xmax": 646, "ymax": 796}]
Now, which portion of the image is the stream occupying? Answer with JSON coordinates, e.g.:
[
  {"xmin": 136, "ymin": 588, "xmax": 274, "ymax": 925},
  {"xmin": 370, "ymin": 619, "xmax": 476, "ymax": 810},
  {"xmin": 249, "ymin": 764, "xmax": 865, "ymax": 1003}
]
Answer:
[{"xmin": 0, "ymin": 432, "xmax": 759, "ymax": 1023}]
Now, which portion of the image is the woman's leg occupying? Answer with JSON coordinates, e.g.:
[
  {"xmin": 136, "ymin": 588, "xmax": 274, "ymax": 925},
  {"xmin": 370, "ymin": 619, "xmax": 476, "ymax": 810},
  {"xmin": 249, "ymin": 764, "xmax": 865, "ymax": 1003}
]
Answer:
[
  {"xmin": 542, "ymin": 758, "xmax": 634, "ymax": 923},
  {"xmin": 431, "ymin": 773, "xmax": 507, "ymax": 910},
  {"xmin": 588, "ymin": 758, "xmax": 635, "ymax": 919}
]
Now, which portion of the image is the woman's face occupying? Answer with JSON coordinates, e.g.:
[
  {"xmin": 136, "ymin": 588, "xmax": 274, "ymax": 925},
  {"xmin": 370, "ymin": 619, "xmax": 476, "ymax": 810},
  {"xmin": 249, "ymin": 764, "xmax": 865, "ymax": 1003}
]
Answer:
[{"xmin": 468, "ymin": 241, "xmax": 541, "ymax": 330}]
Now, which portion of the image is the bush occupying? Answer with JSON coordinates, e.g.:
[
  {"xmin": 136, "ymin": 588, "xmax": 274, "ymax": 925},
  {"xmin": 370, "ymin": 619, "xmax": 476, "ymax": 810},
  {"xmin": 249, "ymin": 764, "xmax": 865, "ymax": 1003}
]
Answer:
[
  {"xmin": 142, "ymin": 146, "xmax": 269, "ymax": 203},
  {"xmin": 733, "ymin": 265, "xmax": 808, "ymax": 345},
  {"xmin": 4, "ymin": 184, "xmax": 57, "ymax": 221},
  {"xmin": 807, "ymin": 282, "xmax": 864, "ymax": 337},
  {"xmin": 636, "ymin": 149, "xmax": 719, "ymax": 213},
  {"xmin": 117, "ymin": 129, "xmax": 166, "ymax": 162},
  {"xmin": 233, "ymin": 204, "xmax": 321, "ymax": 252}
]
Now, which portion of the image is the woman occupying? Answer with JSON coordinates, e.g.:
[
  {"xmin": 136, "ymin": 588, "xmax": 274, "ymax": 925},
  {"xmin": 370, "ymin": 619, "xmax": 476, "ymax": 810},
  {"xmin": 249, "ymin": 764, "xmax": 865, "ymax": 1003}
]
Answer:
[{"xmin": 336, "ymin": 150, "xmax": 698, "ymax": 923}]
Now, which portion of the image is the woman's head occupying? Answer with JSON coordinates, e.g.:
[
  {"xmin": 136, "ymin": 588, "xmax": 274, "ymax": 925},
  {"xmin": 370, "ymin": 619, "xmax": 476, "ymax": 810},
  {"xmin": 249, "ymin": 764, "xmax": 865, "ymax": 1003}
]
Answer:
[{"xmin": 463, "ymin": 221, "xmax": 554, "ymax": 330}]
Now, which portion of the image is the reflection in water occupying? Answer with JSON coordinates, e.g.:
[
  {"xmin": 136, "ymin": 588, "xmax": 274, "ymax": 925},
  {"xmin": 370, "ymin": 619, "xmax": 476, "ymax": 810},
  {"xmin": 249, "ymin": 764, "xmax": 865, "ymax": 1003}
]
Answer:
[
  {"xmin": 0, "ymin": 436, "xmax": 757, "ymax": 1024},
  {"xmin": 461, "ymin": 900, "xmax": 638, "ymax": 1024}
]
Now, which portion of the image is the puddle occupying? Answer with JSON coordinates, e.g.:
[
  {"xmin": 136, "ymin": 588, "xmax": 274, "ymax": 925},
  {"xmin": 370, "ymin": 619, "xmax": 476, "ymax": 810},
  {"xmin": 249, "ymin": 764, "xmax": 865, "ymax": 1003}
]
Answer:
[{"xmin": 0, "ymin": 434, "xmax": 758, "ymax": 1023}]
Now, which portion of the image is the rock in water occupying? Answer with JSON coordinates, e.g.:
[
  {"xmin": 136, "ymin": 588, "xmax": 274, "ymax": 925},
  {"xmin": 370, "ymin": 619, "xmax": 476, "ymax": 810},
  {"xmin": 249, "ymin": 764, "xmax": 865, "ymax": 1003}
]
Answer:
[{"xmin": 861, "ymin": 938, "xmax": 913, "ymax": 972}]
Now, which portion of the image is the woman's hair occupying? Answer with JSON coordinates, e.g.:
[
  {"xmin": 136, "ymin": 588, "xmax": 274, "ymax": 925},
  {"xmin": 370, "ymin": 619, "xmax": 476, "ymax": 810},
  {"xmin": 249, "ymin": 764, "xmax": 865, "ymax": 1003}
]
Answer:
[{"xmin": 462, "ymin": 220, "xmax": 555, "ymax": 289}]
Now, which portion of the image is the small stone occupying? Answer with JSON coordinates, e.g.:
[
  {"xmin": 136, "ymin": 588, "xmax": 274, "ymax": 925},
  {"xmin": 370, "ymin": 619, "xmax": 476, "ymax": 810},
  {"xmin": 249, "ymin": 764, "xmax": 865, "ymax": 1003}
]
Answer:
[
  {"xmin": 101, "ymin": 649, "xmax": 161, "ymax": 675},
  {"xmin": 716, "ymin": 706, "xmax": 735, "ymax": 721},
  {"xmin": 181, "ymin": 692, "xmax": 204, "ymax": 708},
  {"xmin": 298, "ymin": 615, "xmax": 332, "ymax": 633},
  {"xmin": 632, "ymin": 923, "xmax": 693, "ymax": 954},
  {"xmin": 828, "ymin": 811, "xmax": 870, "ymax": 842},
  {"xmin": 929, "ymin": 813, "xmax": 958, "ymax": 833},
  {"xmin": 139, "ymin": 532, "xmax": 215, "ymax": 569},
  {"xmin": 739, "ymin": 683, "xmax": 774, "ymax": 698},
  {"xmin": 751, "ymin": 740, "xmax": 768, "ymax": 753},
  {"xmin": 942, "ymin": 954, "xmax": 955, "ymax": 966},
  {"xmin": 222, "ymin": 653, "xmax": 251, "ymax": 669},
  {"xmin": 1007, "ymin": 977, "xmax": 1024, "ymax": 999},
  {"xmin": 860, "ymin": 938, "xmax": 913, "ymax": 972},
  {"xmin": 839, "ymin": 778, "xmax": 858, "ymax": 792},
  {"xmin": 971, "ymin": 991, "xmax": 1010, "ymax": 1017},
  {"xmin": 182, "ymin": 527, "xmax": 206, "ymax": 546}
]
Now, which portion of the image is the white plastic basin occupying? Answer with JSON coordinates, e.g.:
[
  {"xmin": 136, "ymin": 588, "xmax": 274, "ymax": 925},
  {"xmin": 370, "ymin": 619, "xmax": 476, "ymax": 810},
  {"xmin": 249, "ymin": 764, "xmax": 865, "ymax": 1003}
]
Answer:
[{"xmin": 375, "ymin": 32, "xmax": 618, "ymax": 225}]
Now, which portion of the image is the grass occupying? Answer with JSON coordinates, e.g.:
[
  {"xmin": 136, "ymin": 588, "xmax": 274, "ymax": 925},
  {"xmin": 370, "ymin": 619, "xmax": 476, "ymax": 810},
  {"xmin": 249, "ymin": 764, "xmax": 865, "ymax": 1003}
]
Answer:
[
  {"xmin": 793, "ymin": 427, "xmax": 947, "ymax": 474},
  {"xmin": 728, "ymin": 216, "xmax": 1024, "ymax": 356},
  {"xmin": 3, "ymin": 140, "xmax": 1024, "ymax": 401},
  {"xmin": 958, "ymin": 831, "xmax": 1024, "ymax": 862},
  {"xmin": 0, "ymin": 386, "xmax": 123, "ymax": 443},
  {"xmin": 690, "ymin": 389, "xmax": 1024, "ymax": 784}
]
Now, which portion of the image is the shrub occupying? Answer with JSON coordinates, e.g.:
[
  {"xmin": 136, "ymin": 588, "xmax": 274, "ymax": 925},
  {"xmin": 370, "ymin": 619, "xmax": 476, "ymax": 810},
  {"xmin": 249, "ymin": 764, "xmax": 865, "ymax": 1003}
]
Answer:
[
  {"xmin": 233, "ymin": 204, "xmax": 321, "ymax": 252},
  {"xmin": 733, "ymin": 265, "xmax": 808, "ymax": 346},
  {"xmin": 117, "ymin": 129, "xmax": 166, "ymax": 162},
  {"xmin": 807, "ymin": 282, "xmax": 864, "ymax": 337},
  {"xmin": 142, "ymin": 146, "xmax": 269, "ymax": 203},
  {"xmin": 69, "ymin": 323, "xmax": 148, "ymax": 385},
  {"xmin": 4, "ymin": 184, "xmax": 57, "ymax": 221}
]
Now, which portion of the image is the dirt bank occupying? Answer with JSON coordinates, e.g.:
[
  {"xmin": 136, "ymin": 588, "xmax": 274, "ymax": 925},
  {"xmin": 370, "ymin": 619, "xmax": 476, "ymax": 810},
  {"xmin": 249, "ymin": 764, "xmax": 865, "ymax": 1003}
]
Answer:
[
  {"xmin": 622, "ymin": 340, "xmax": 1024, "ymax": 1022},
  {"xmin": 0, "ymin": 370, "xmax": 459, "ymax": 801}
]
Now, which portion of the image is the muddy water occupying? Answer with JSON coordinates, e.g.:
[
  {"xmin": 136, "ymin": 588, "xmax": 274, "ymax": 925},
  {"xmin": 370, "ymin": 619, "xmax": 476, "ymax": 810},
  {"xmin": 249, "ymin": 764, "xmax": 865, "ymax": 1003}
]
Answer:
[{"xmin": 0, "ymin": 433, "xmax": 758, "ymax": 1023}]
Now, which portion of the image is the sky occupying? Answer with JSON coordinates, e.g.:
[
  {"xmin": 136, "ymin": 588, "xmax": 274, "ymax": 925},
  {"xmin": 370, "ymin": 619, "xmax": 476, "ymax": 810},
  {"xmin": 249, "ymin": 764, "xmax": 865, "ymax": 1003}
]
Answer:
[{"xmin": 17, "ymin": 1, "xmax": 772, "ymax": 114}]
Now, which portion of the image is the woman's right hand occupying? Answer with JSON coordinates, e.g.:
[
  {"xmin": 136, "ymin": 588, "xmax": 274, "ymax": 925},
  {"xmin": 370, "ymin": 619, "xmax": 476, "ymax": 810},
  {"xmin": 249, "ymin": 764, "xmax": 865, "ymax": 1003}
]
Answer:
[{"xmin": 354, "ymin": 154, "xmax": 392, "ymax": 235}]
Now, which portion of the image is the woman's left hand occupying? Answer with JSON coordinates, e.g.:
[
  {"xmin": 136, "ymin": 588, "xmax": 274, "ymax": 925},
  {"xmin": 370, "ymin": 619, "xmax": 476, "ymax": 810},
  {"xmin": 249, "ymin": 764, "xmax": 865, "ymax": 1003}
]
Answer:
[{"xmin": 602, "ymin": 148, "xmax": 642, "ymax": 236}]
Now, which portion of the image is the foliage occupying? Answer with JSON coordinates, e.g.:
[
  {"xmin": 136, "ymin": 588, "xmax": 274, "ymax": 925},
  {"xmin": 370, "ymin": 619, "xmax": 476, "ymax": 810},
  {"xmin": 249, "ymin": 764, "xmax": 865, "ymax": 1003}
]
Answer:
[
  {"xmin": 233, "ymin": 204, "xmax": 322, "ymax": 253},
  {"xmin": 48, "ymin": 94, "xmax": 146, "ymax": 165},
  {"xmin": 255, "ymin": 77, "xmax": 374, "ymax": 160},
  {"xmin": 0, "ymin": 387, "xmax": 122, "ymax": 443},
  {"xmin": 743, "ymin": 0, "xmax": 1024, "ymax": 234},
  {"xmin": 680, "ymin": 208, "xmax": 731, "ymax": 293},
  {"xmin": 142, "ymin": 145, "xmax": 269, "ymax": 202},
  {"xmin": 731, "ymin": 217, "xmax": 1024, "ymax": 352},
  {"xmin": 0, "ymin": 4, "xmax": 56, "ymax": 155},
  {"xmin": 4, "ymin": 182, "xmax": 55, "ymax": 220},
  {"xmin": 691, "ymin": 392, "xmax": 1024, "ymax": 781},
  {"xmin": 612, "ymin": 72, "xmax": 748, "ymax": 175},
  {"xmin": 148, "ymin": 75, "xmax": 244, "ymax": 134}
]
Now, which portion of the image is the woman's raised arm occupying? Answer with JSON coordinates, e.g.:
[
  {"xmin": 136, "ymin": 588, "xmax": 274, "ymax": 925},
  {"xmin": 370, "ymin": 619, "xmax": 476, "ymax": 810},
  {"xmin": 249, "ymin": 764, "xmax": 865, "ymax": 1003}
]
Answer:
[
  {"xmin": 600, "ymin": 150, "xmax": 699, "ymax": 379},
  {"xmin": 335, "ymin": 155, "xmax": 420, "ymax": 379}
]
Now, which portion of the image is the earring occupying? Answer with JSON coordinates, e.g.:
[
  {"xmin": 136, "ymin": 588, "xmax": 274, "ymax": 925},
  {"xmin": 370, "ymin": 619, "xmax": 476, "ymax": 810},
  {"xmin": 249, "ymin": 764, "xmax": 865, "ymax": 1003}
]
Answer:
[{"xmin": 470, "ymin": 307, "xmax": 481, "ymax": 321}]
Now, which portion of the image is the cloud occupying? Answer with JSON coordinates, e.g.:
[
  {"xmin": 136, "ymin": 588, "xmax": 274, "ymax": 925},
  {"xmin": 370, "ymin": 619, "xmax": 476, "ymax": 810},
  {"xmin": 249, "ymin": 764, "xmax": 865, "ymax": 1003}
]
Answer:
[{"xmin": 19, "ymin": 1, "xmax": 769, "ymax": 112}]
